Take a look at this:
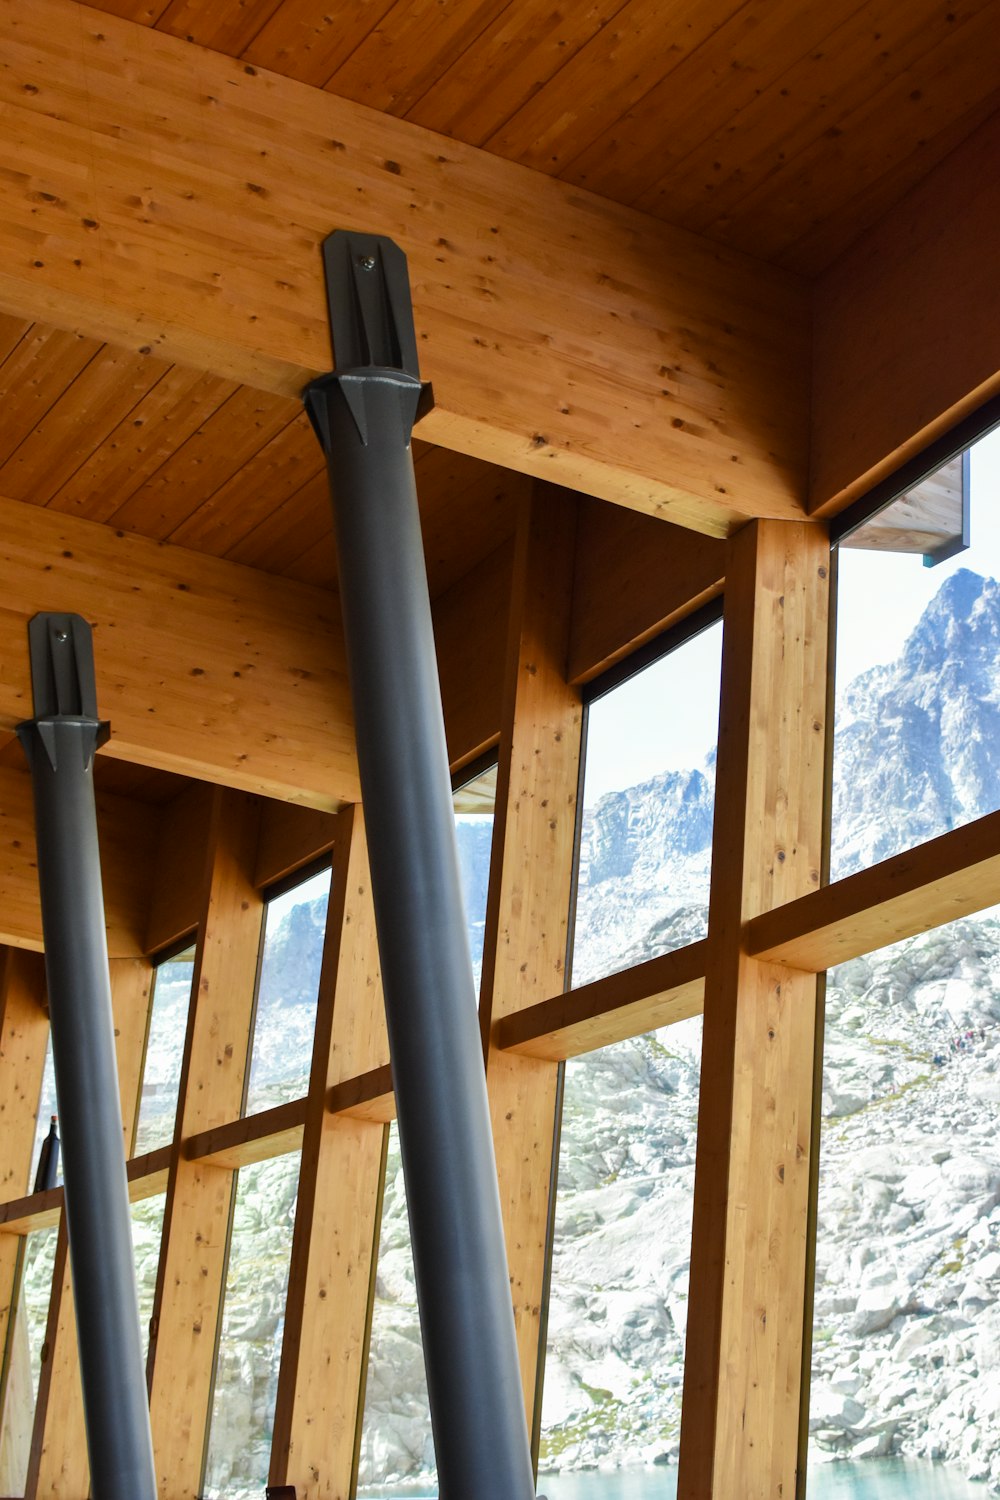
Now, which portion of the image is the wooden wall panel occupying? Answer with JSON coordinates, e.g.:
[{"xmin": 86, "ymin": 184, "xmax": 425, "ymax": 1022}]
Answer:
[
  {"xmin": 811, "ymin": 109, "xmax": 1000, "ymax": 517},
  {"xmin": 569, "ymin": 498, "xmax": 725, "ymax": 683},
  {"xmin": 678, "ymin": 519, "xmax": 829, "ymax": 1499}
]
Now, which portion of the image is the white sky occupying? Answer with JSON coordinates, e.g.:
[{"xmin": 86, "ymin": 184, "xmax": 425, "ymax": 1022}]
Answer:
[{"xmin": 582, "ymin": 426, "xmax": 1000, "ymax": 809}]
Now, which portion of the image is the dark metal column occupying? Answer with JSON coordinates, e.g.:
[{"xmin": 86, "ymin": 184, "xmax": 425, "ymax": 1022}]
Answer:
[
  {"xmin": 304, "ymin": 231, "xmax": 535, "ymax": 1500},
  {"xmin": 17, "ymin": 614, "xmax": 157, "ymax": 1500}
]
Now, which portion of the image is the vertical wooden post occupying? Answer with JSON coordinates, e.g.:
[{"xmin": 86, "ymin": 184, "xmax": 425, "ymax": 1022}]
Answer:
[
  {"xmin": 480, "ymin": 484, "xmax": 582, "ymax": 1429},
  {"xmin": 678, "ymin": 519, "xmax": 829, "ymax": 1500},
  {"xmin": 269, "ymin": 803, "xmax": 388, "ymax": 1500},
  {"xmin": 28, "ymin": 958, "xmax": 153, "ymax": 1500},
  {"xmin": 0, "ymin": 950, "xmax": 49, "ymax": 1492},
  {"xmin": 146, "ymin": 791, "xmax": 263, "ymax": 1499}
]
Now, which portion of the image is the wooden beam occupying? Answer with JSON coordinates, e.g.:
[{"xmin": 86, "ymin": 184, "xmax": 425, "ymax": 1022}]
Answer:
[
  {"xmin": 0, "ymin": 760, "xmax": 160, "ymax": 957},
  {"xmin": 146, "ymin": 791, "xmax": 263, "ymax": 1497},
  {"xmin": 0, "ymin": 0, "xmax": 810, "ymax": 535},
  {"xmin": 184, "ymin": 1097, "xmax": 307, "ymax": 1171},
  {"xmin": 747, "ymin": 807, "xmax": 1000, "ymax": 972},
  {"xmin": 569, "ymin": 500, "xmax": 725, "ymax": 684},
  {"xmin": 497, "ymin": 941, "xmax": 707, "ymax": 1061},
  {"xmin": 811, "ymin": 110, "xmax": 1000, "ymax": 517},
  {"xmin": 0, "ymin": 494, "xmax": 358, "ymax": 810},
  {"xmin": 0, "ymin": 1149, "xmax": 172, "ymax": 1237},
  {"xmin": 269, "ymin": 804, "xmax": 388, "ymax": 1498},
  {"xmin": 679, "ymin": 519, "xmax": 829, "ymax": 1500},
  {"xmin": 327, "ymin": 1063, "xmax": 396, "ymax": 1124},
  {"xmin": 479, "ymin": 485, "xmax": 583, "ymax": 1433}
]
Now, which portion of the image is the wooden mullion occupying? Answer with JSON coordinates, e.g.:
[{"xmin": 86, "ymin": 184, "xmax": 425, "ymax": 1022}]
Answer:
[
  {"xmin": 480, "ymin": 483, "xmax": 583, "ymax": 1428},
  {"xmin": 678, "ymin": 519, "xmax": 830, "ymax": 1499},
  {"xmin": 497, "ymin": 939, "xmax": 708, "ymax": 1060},
  {"xmin": 269, "ymin": 802, "xmax": 389, "ymax": 1499},
  {"xmin": 28, "ymin": 958, "xmax": 154, "ymax": 1500},
  {"xmin": 146, "ymin": 790, "xmax": 264, "ymax": 1498},
  {"xmin": 747, "ymin": 804, "xmax": 1000, "ymax": 971}
]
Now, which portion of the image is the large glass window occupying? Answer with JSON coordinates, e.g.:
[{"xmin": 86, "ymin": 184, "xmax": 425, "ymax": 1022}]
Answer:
[
  {"xmin": 538, "ymin": 616, "xmax": 718, "ymax": 1491},
  {"xmin": 832, "ymin": 428, "xmax": 1000, "ymax": 877},
  {"xmin": 244, "ymin": 865, "xmax": 331, "ymax": 1118},
  {"xmin": 202, "ymin": 1153, "xmax": 300, "ymax": 1500},
  {"xmin": 572, "ymin": 616, "xmax": 722, "ymax": 986},
  {"xmin": 132, "ymin": 1192, "xmax": 166, "ymax": 1365},
  {"xmin": 357, "ymin": 765, "xmax": 499, "ymax": 1495},
  {"xmin": 133, "ymin": 944, "xmax": 197, "ymax": 1156},
  {"xmin": 809, "ymin": 908, "xmax": 1000, "ymax": 1497},
  {"xmin": 539, "ymin": 1018, "xmax": 702, "ymax": 1483}
]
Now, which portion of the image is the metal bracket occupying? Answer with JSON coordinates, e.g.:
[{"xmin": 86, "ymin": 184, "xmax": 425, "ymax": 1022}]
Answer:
[
  {"xmin": 16, "ymin": 613, "xmax": 110, "ymax": 772},
  {"xmin": 303, "ymin": 230, "xmax": 433, "ymax": 451}
]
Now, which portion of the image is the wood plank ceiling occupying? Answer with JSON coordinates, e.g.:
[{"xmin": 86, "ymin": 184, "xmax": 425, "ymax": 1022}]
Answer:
[
  {"xmin": 2, "ymin": 0, "xmax": 998, "ymax": 605},
  {"xmin": 88, "ymin": 0, "xmax": 1000, "ymax": 277}
]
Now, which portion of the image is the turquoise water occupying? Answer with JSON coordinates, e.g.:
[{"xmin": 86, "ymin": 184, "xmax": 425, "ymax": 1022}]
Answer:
[
  {"xmin": 540, "ymin": 1458, "xmax": 983, "ymax": 1498},
  {"xmin": 361, "ymin": 1457, "xmax": 985, "ymax": 1499}
]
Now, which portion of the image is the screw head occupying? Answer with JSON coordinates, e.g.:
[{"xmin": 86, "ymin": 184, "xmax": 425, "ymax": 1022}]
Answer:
[
  {"xmin": 54, "ymin": 629, "xmax": 68, "ymax": 643},
  {"xmin": 358, "ymin": 254, "xmax": 376, "ymax": 271}
]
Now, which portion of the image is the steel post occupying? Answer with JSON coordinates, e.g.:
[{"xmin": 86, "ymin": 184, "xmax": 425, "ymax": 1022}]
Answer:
[
  {"xmin": 17, "ymin": 614, "xmax": 157, "ymax": 1500},
  {"xmin": 304, "ymin": 231, "xmax": 535, "ymax": 1500}
]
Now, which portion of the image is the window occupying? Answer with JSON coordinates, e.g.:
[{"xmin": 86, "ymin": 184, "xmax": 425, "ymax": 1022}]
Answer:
[
  {"xmin": 133, "ymin": 944, "xmax": 197, "ymax": 1156},
  {"xmin": 538, "ymin": 616, "xmax": 719, "ymax": 1489},
  {"xmin": 244, "ymin": 865, "xmax": 331, "ymax": 1118},
  {"xmin": 831, "ymin": 429, "xmax": 1000, "ymax": 877},
  {"xmin": 357, "ymin": 764, "xmax": 499, "ymax": 1495},
  {"xmin": 573, "ymin": 614, "xmax": 722, "ymax": 986},
  {"xmin": 201, "ymin": 1153, "xmax": 300, "ymax": 1499},
  {"xmin": 809, "ymin": 909, "xmax": 1000, "ymax": 1496}
]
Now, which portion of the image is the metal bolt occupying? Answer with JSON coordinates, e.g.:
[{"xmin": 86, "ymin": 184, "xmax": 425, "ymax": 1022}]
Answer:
[
  {"xmin": 54, "ymin": 629, "xmax": 68, "ymax": 643},
  {"xmin": 358, "ymin": 254, "xmax": 376, "ymax": 271}
]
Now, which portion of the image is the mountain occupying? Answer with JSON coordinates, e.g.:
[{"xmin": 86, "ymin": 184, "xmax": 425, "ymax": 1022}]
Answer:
[
  {"xmin": 833, "ymin": 569, "xmax": 1000, "ymax": 875},
  {"xmin": 144, "ymin": 566, "xmax": 1000, "ymax": 1497}
]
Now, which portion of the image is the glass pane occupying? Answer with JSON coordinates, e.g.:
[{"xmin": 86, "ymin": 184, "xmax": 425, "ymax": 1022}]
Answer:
[
  {"xmin": 358, "ymin": 768, "xmax": 498, "ymax": 1493},
  {"xmin": 539, "ymin": 1016, "xmax": 702, "ymax": 1486},
  {"xmin": 0, "ymin": 1228, "xmax": 57, "ymax": 1492},
  {"xmin": 573, "ymin": 621, "xmax": 722, "ymax": 986},
  {"xmin": 134, "ymin": 946, "xmax": 196, "ymax": 1155},
  {"xmin": 202, "ymin": 1153, "xmax": 300, "ymax": 1499},
  {"xmin": 809, "ymin": 904, "xmax": 1000, "ymax": 1495},
  {"xmin": 29, "ymin": 1038, "xmax": 60, "ymax": 1190},
  {"xmin": 132, "ymin": 1192, "xmax": 166, "ymax": 1365},
  {"xmin": 832, "ymin": 428, "xmax": 1000, "ymax": 877},
  {"xmin": 357, "ymin": 1123, "xmax": 435, "ymax": 1495},
  {"xmin": 453, "ymin": 762, "xmax": 498, "ymax": 993},
  {"xmin": 244, "ymin": 867, "xmax": 331, "ymax": 1117}
]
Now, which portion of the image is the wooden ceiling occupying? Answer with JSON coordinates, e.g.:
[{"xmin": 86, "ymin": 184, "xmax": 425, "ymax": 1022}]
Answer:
[
  {"xmin": 88, "ymin": 0, "xmax": 1000, "ymax": 278},
  {"xmin": 0, "ymin": 314, "xmax": 525, "ymax": 597},
  {"xmin": 1, "ymin": 0, "xmax": 997, "ymax": 607}
]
